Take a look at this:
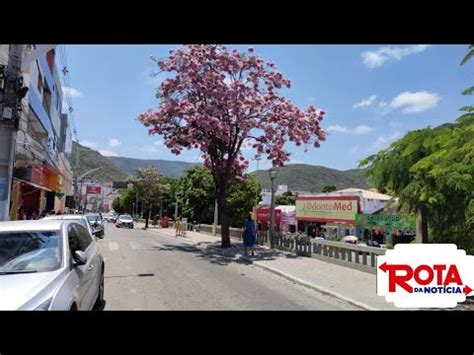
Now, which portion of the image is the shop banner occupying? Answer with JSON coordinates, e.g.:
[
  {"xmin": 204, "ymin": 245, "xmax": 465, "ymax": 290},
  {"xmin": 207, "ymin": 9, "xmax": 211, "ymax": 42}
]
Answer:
[
  {"xmin": 87, "ymin": 185, "xmax": 101, "ymax": 194},
  {"xmin": 256, "ymin": 208, "xmax": 281, "ymax": 224},
  {"xmin": 296, "ymin": 196, "xmax": 359, "ymax": 222},
  {"xmin": 356, "ymin": 213, "xmax": 415, "ymax": 229}
]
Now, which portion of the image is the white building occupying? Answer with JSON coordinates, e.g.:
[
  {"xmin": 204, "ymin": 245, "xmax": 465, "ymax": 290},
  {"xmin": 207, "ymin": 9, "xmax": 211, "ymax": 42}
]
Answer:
[{"xmin": 318, "ymin": 188, "xmax": 394, "ymax": 214}]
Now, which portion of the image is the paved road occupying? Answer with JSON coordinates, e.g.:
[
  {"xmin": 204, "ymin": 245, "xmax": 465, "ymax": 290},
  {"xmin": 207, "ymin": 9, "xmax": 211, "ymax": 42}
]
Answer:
[{"xmin": 98, "ymin": 223, "xmax": 358, "ymax": 310}]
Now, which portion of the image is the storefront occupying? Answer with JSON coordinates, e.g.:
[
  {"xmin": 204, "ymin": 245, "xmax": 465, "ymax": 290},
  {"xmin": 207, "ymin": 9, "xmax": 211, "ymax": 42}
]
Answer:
[
  {"xmin": 255, "ymin": 206, "xmax": 282, "ymax": 231},
  {"xmin": 10, "ymin": 164, "xmax": 59, "ymax": 220},
  {"xmin": 295, "ymin": 196, "xmax": 360, "ymax": 238}
]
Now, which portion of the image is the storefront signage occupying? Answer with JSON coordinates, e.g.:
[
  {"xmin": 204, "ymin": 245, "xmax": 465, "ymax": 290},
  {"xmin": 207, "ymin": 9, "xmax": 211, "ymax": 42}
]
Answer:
[
  {"xmin": 296, "ymin": 196, "xmax": 359, "ymax": 223},
  {"xmin": 356, "ymin": 213, "xmax": 414, "ymax": 229},
  {"xmin": 86, "ymin": 185, "xmax": 101, "ymax": 194},
  {"xmin": 256, "ymin": 208, "xmax": 282, "ymax": 224}
]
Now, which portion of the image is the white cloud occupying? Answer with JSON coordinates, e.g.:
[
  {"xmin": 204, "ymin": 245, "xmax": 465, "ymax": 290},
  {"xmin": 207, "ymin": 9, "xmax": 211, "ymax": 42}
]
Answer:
[
  {"xmin": 326, "ymin": 124, "xmax": 374, "ymax": 135},
  {"xmin": 376, "ymin": 100, "xmax": 391, "ymax": 115},
  {"xmin": 153, "ymin": 140, "xmax": 163, "ymax": 146},
  {"xmin": 81, "ymin": 140, "xmax": 98, "ymax": 150},
  {"xmin": 99, "ymin": 150, "xmax": 118, "ymax": 157},
  {"xmin": 370, "ymin": 132, "xmax": 402, "ymax": 152},
  {"xmin": 108, "ymin": 138, "xmax": 121, "ymax": 148},
  {"xmin": 362, "ymin": 45, "xmax": 430, "ymax": 69},
  {"xmin": 389, "ymin": 91, "xmax": 440, "ymax": 113},
  {"xmin": 353, "ymin": 125, "xmax": 375, "ymax": 135},
  {"xmin": 353, "ymin": 95, "xmax": 377, "ymax": 109},
  {"xmin": 62, "ymin": 86, "xmax": 83, "ymax": 98},
  {"xmin": 326, "ymin": 124, "xmax": 348, "ymax": 133}
]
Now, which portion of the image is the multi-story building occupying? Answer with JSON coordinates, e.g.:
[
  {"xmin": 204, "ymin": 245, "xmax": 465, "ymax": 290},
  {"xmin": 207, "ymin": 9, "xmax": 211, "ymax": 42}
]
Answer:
[{"xmin": 1, "ymin": 45, "xmax": 74, "ymax": 219}]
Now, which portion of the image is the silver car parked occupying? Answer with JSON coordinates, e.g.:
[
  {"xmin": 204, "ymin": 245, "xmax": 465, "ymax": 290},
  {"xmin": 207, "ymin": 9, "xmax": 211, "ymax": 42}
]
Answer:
[
  {"xmin": 43, "ymin": 214, "xmax": 104, "ymax": 239},
  {"xmin": 0, "ymin": 220, "xmax": 105, "ymax": 310}
]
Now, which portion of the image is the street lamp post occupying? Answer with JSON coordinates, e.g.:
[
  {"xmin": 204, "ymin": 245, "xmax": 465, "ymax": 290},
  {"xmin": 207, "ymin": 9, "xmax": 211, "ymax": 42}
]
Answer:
[
  {"xmin": 268, "ymin": 167, "xmax": 278, "ymax": 248},
  {"xmin": 77, "ymin": 167, "xmax": 101, "ymax": 213}
]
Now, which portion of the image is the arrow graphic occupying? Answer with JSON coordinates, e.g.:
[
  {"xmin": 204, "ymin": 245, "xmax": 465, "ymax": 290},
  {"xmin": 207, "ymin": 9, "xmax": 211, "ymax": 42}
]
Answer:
[
  {"xmin": 463, "ymin": 285, "xmax": 472, "ymax": 295},
  {"xmin": 379, "ymin": 262, "xmax": 388, "ymax": 273}
]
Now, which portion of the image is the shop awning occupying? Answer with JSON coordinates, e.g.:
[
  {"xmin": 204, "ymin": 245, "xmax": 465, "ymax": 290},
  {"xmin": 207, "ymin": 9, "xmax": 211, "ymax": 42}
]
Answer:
[{"xmin": 14, "ymin": 177, "xmax": 53, "ymax": 192}]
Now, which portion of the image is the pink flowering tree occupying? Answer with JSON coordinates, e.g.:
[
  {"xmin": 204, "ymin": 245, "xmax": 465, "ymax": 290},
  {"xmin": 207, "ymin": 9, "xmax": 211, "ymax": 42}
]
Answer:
[{"xmin": 139, "ymin": 45, "xmax": 326, "ymax": 248}]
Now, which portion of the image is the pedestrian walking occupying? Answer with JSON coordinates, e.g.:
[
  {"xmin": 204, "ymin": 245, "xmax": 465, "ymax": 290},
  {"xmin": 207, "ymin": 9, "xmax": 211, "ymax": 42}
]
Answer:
[
  {"xmin": 243, "ymin": 215, "xmax": 256, "ymax": 256},
  {"xmin": 175, "ymin": 217, "xmax": 182, "ymax": 237}
]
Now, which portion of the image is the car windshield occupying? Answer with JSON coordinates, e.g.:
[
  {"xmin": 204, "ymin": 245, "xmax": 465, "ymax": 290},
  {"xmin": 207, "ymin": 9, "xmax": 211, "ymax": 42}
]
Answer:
[
  {"xmin": 0, "ymin": 231, "xmax": 61, "ymax": 273},
  {"xmin": 86, "ymin": 215, "xmax": 99, "ymax": 222},
  {"xmin": 120, "ymin": 215, "xmax": 132, "ymax": 221}
]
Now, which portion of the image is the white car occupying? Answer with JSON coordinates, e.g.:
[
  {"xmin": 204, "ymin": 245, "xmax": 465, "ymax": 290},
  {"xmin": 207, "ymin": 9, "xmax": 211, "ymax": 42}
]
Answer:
[
  {"xmin": 0, "ymin": 220, "xmax": 104, "ymax": 310},
  {"xmin": 115, "ymin": 215, "xmax": 134, "ymax": 228}
]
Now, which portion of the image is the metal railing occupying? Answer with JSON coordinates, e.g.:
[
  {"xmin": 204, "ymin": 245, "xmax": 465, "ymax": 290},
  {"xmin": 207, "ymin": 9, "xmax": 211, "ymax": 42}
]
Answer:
[{"xmin": 271, "ymin": 234, "xmax": 385, "ymax": 274}]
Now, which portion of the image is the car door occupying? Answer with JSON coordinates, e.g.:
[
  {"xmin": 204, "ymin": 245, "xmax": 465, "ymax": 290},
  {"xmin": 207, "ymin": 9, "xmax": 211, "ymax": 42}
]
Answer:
[
  {"xmin": 67, "ymin": 224, "xmax": 90, "ymax": 309},
  {"xmin": 74, "ymin": 224, "xmax": 100, "ymax": 310}
]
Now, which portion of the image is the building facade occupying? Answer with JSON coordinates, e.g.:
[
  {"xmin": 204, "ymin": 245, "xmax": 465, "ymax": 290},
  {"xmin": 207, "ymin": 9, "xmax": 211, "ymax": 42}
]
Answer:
[{"xmin": 2, "ymin": 45, "xmax": 74, "ymax": 220}]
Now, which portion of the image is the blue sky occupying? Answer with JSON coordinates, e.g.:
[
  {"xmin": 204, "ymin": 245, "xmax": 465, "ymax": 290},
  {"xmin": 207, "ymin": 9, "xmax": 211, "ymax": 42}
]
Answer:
[{"xmin": 62, "ymin": 44, "xmax": 473, "ymax": 171}]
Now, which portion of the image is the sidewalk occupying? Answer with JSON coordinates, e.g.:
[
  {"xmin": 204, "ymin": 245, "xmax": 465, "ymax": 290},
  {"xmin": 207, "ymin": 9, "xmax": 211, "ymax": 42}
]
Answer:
[{"xmin": 136, "ymin": 223, "xmax": 398, "ymax": 310}]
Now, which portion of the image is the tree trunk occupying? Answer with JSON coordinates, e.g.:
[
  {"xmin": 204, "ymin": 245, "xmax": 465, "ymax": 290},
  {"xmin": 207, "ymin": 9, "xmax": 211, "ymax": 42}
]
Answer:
[
  {"xmin": 217, "ymin": 183, "xmax": 231, "ymax": 248},
  {"xmin": 144, "ymin": 205, "xmax": 149, "ymax": 230},
  {"xmin": 416, "ymin": 207, "xmax": 429, "ymax": 243}
]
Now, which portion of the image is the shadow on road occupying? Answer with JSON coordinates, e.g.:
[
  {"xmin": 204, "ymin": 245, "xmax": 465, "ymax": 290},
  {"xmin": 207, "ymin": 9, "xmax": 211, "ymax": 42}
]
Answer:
[{"xmin": 151, "ymin": 241, "xmax": 300, "ymax": 267}]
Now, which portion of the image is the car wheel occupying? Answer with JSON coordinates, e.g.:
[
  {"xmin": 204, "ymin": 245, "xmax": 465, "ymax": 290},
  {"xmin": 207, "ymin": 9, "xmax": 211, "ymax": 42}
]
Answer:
[{"xmin": 94, "ymin": 269, "xmax": 105, "ymax": 309}]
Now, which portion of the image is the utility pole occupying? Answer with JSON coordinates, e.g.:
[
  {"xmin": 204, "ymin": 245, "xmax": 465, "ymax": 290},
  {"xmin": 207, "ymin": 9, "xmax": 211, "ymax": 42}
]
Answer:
[
  {"xmin": 0, "ymin": 45, "xmax": 24, "ymax": 221},
  {"xmin": 174, "ymin": 196, "xmax": 178, "ymax": 219},
  {"xmin": 212, "ymin": 198, "xmax": 218, "ymax": 236},
  {"xmin": 73, "ymin": 135, "xmax": 79, "ymax": 211}
]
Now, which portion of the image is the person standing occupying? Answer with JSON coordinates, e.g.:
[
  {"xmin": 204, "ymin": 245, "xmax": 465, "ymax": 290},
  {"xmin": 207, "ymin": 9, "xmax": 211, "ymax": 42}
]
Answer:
[
  {"xmin": 175, "ymin": 217, "xmax": 181, "ymax": 237},
  {"xmin": 243, "ymin": 215, "xmax": 256, "ymax": 256}
]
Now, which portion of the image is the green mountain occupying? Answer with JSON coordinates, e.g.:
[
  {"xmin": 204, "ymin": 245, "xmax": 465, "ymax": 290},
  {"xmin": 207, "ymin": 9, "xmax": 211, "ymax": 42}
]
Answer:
[
  {"xmin": 250, "ymin": 164, "xmax": 369, "ymax": 192},
  {"xmin": 72, "ymin": 141, "xmax": 128, "ymax": 182},
  {"xmin": 108, "ymin": 156, "xmax": 198, "ymax": 179},
  {"xmin": 71, "ymin": 141, "xmax": 199, "ymax": 182}
]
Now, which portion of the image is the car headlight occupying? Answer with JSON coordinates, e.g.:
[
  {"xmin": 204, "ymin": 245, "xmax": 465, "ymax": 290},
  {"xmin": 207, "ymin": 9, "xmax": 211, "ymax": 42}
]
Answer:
[{"xmin": 34, "ymin": 297, "xmax": 53, "ymax": 311}]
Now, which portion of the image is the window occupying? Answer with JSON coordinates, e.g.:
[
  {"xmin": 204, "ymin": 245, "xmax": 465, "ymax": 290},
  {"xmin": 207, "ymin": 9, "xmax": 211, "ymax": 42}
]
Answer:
[
  {"xmin": 74, "ymin": 224, "xmax": 93, "ymax": 251},
  {"xmin": 68, "ymin": 224, "xmax": 81, "ymax": 255},
  {"xmin": 68, "ymin": 223, "xmax": 92, "ymax": 254},
  {"xmin": 42, "ymin": 80, "xmax": 52, "ymax": 115},
  {"xmin": 0, "ymin": 231, "xmax": 61, "ymax": 273},
  {"xmin": 37, "ymin": 72, "xmax": 43, "ymax": 94}
]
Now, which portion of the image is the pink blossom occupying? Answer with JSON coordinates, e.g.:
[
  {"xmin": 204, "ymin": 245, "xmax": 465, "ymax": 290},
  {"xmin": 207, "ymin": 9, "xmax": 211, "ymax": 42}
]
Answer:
[{"xmin": 138, "ymin": 45, "xmax": 326, "ymax": 179}]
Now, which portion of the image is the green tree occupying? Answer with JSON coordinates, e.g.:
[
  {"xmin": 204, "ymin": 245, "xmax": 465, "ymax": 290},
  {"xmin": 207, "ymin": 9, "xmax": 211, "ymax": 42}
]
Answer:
[
  {"xmin": 322, "ymin": 185, "xmax": 337, "ymax": 193},
  {"xmin": 227, "ymin": 176, "xmax": 262, "ymax": 227},
  {"xmin": 128, "ymin": 168, "xmax": 168, "ymax": 229},
  {"xmin": 112, "ymin": 196, "xmax": 125, "ymax": 213},
  {"xmin": 275, "ymin": 190, "xmax": 296, "ymax": 205},
  {"xmin": 175, "ymin": 166, "xmax": 261, "ymax": 227},
  {"xmin": 175, "ymin": 166, "xmax": 215, "ymax": 224},
  {"xmin": 359, "ymin": 46, "xmax": 474, "ymax": 252}
]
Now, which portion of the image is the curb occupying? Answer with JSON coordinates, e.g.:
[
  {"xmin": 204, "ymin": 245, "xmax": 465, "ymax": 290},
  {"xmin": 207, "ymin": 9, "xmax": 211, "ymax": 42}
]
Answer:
[{"xmin": 251, "ymin": 261, "xmax": 379, "ymax": 311}]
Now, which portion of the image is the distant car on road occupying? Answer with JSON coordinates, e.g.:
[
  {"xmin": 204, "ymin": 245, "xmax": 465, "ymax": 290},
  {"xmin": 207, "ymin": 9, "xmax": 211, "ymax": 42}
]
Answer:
[
  {"xmin": 103, "ymin": 213, "xmax": 115, "ymax": 223},
  {"xmin": 85, "ymin": 214, "xmax": 105, "ymax": 238},
  {"xmin": 116, "ymin": 214, "xmax": 133, "ymax": 229},
  {"xmin": 0, "ymin": 220, "xmax": 104, "ymax": 310}
]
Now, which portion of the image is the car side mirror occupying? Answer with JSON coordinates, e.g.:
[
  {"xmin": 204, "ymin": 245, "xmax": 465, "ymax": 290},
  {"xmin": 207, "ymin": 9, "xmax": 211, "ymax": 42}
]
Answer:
[{"xmin": 74, "ymin": 250, "xmax": 87, "ymax": 265}]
